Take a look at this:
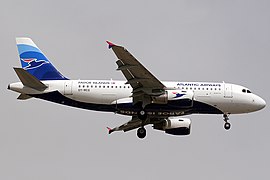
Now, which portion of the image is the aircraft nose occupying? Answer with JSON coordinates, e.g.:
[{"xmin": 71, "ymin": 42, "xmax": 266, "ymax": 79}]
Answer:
[{"xmin": 254, "ymin": 96, "xmax": 266, "ymax": 111}]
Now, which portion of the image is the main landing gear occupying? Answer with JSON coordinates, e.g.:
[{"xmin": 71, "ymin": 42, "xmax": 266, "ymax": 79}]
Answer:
[
  {"xmin": 138, "ymin": 109, "xmax": 147, "ymax": 120},
  {"xmin": 137, "ymin": 127, "xmax": 146, "ymax": 139},
  {"xmin": 223, "ymin": 114, "xmax": 231, "ymax": 130},
  {"xmin": 137, "ymin": 108, "xmax": 147, "ymax": 139}
]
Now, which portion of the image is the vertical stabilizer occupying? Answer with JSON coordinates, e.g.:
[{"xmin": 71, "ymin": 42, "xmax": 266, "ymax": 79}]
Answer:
[{"xmin": 16, "ymin": 37, "xmax": 68, "ymax": 80}]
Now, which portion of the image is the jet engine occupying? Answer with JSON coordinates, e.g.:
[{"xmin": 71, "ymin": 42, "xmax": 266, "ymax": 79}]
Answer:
[{"xmin": 153, "ymin": 117, "xmax": 191, "ymax": 135}]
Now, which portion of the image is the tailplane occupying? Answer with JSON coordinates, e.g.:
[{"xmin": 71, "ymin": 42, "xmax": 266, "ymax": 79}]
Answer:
[
  {"xmin": 16, "ymin": 37, "xmax": 68, "ymax": 80},
  {"xmin": 13, "ymin": 67, "xmax": 47, "ymax": 91}
]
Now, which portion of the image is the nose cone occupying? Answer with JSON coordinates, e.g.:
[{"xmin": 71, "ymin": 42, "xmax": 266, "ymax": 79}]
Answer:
[{"xmin": 254, "ymin": 96, "xmax": 266, "ymax": 111}]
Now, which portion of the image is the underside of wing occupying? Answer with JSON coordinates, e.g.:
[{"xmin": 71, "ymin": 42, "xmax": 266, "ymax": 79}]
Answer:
[{"xmin": 107, "ymin": 41, "xmax": 166, "ymax": 106}]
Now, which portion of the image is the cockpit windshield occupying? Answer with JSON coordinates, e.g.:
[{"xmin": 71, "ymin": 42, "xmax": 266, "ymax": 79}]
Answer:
[{"xmin": 242, "ymin": 89, "xmax": 252, "ymax": 93}]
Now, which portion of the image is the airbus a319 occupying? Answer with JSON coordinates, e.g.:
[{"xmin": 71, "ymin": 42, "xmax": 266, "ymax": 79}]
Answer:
[{"xmin": 8, "ymin": 38, "xmax": 266, "ymax": 139}]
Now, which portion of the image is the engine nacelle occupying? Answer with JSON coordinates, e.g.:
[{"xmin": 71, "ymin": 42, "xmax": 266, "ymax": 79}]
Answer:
[
  {"xmin": 153, "ymin": 117, "xmax": 191, "ymax": 135},
  {"xmin": 152, "ymin": 90, "xmax": 193, "ymax": 107}
]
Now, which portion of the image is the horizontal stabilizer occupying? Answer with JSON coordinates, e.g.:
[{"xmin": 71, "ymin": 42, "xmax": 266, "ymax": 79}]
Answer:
[
  {"xmin": 17, "ymin": 94, "xmax": 32, "ymax": 100},
  {"xmin": 14, "ymin": 67, "xmax": 48, "ymax": 91}
]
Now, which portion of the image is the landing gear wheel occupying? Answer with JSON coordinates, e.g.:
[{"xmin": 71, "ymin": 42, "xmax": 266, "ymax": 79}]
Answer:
[
  {"xmin": 223, "ymin": 114, "xmax": 231, "ymax": 130},
  {"xmin": 137, "ymin": 127, "xmax": 146, "ymax": 139},
  {"xmin": 138, "ymin": 109, "xmax": 147, "ymax": 120},
  {"xmin": 224, "ymin": 122, "xmax": 231, "ymax": 130}
]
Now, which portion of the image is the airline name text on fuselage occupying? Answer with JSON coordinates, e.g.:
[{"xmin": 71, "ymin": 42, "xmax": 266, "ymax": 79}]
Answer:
[{"xmin": 177, "ymin": 83, "xmax": 221, "ymax": 87}]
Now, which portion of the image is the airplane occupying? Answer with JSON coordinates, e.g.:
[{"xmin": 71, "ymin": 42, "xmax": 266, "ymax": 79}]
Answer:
[{"xmin": 8, "ymin": 37, "xmax": 266, "ymax": 139}]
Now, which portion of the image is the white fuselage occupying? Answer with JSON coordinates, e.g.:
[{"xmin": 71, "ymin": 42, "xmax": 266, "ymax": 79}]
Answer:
[{"xmin": 9, "ymin": 80, "xmax": 266, "ymax": 115}]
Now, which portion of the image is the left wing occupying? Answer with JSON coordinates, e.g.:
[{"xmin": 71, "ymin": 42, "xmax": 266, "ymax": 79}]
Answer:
[{"xmin": 107, "ymin": 41, "xmax": 166, "ymax": 106}]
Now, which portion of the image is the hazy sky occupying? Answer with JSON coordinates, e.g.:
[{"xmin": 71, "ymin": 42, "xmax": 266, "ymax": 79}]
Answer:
[{"xmin": 1, "ymin": 0, "xmax": 269, "ymax": 179}]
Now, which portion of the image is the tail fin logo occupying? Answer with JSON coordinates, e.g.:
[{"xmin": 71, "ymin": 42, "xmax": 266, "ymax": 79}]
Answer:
[{"xmin": 21, "ymin": 58, "xmax": 49, "ymax": 70}]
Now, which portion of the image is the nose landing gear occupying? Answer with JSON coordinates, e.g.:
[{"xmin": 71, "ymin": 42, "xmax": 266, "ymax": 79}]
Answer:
[{"xmin": 223, "ymin": 114, "xmax": 231, "ymax": 130}]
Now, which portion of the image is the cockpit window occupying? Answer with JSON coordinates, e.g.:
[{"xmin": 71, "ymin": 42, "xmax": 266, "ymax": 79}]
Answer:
[{"xmin": 242, "ymin": 89, "xmax": 252, "ymax": 93}]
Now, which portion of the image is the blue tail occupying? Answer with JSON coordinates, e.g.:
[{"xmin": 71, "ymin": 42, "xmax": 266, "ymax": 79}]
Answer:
[{"xmin": 16, "ymin": 37, "xmax": 68, "ymax": 80}]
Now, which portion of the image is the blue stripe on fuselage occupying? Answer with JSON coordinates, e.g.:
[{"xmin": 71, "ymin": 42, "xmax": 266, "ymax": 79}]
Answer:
[{"xmin": 31, "ymin": 91, "xmax": 223, "ymax": 115}]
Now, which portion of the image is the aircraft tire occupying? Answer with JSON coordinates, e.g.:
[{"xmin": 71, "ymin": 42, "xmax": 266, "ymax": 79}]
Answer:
[
  {"xmin": 224, "ymin": 122, "xmax": 231, "ymax": 130},
  {"xmin": 137, "ymin": 127, "xmax": 146, "ymax": 139}
]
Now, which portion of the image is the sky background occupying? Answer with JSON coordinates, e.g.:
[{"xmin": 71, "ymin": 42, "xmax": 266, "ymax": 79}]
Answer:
[{"xmin": 1, "ymin": 0, "xmax": 269, "ymax": 179}]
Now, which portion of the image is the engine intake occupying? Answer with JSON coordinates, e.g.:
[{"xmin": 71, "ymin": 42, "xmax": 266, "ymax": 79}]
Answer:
[{"xmin": 153, "ymin": 117, "xmax": 191, "ymax": 135}]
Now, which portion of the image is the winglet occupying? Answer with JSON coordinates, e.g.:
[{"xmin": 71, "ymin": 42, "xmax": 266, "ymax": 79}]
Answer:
[
  {"xmin": 106, "ymin": 41, "xmax": 116, "ymax": 49},
  {"xmin": 106, "ymin": 127, "xmax": 113, "ymax": 134}
]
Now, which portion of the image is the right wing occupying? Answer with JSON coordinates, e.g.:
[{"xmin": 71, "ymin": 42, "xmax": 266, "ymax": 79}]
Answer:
[
  {"xmin": 107, "ymin": 116, "xmax": 142, "ymax": 134},
  {"xmin": 107, "ymin": 116, "xmax": 163, "ymax": 134}
]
